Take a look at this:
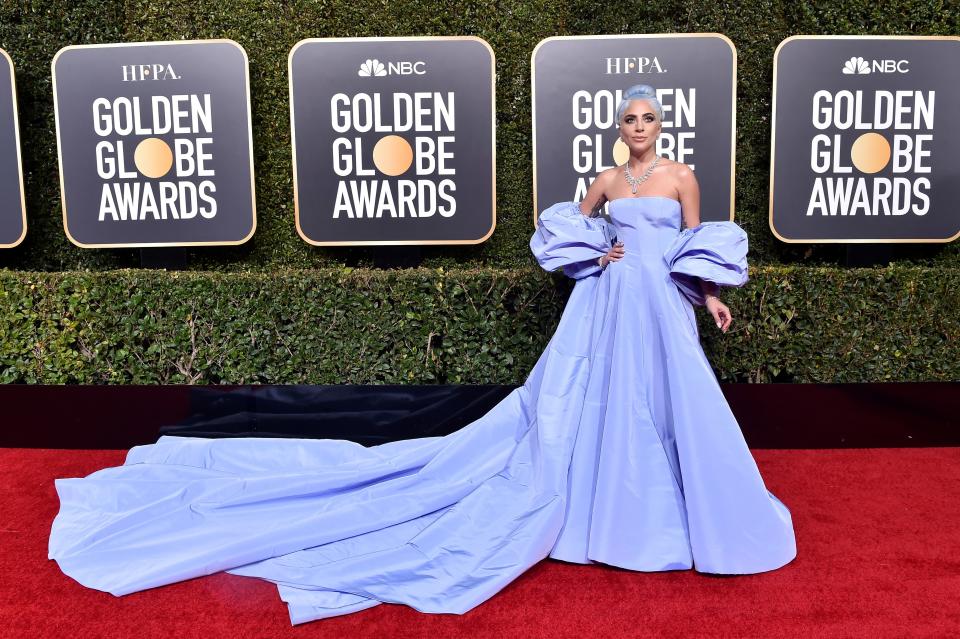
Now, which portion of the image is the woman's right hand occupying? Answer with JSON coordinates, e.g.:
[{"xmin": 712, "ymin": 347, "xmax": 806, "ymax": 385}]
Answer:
[{"xmin": 600, "ymin": 241, "xmax": 625, "ymax": 267}]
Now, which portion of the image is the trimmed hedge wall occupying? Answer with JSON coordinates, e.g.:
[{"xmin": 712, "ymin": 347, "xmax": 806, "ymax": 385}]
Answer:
[
  {"xmin": 2, "ymin": 267, "xmax": 957, "ymax": 384},
  {"xmin": 0, "ymin": 0, "xmax": 958, "ymax": 271},
  {"xmin": 0, "ymin": 2, "xmax": 957, "ymax": 384}
]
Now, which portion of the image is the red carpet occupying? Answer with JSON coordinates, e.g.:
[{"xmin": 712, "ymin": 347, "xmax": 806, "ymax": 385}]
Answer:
[{"xmin": 2, "ymin": 447, "xmax": 958, "ymax": 638}]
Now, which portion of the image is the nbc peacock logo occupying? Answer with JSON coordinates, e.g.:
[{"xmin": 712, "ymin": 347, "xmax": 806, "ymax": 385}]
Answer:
[
  {"xmin": 358, "ymin": 59, "xmax": 387, "ymax": 77},
  {"xmin": 842, "ymin": 56, "xmax": 870, "ymax": 75}
]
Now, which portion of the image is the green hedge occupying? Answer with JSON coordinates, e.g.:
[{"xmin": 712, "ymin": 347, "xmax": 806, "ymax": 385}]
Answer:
[
  {"xmin": 0, "ymin": 0, "xmax": 957, "ymax": 271},
  {"xmin": 0, "ymin": 2, "xmax": 956, "ymax": 385},
  {"xmin": 2, "ymin": 266, "xmax": 956, "ymax": 384}
]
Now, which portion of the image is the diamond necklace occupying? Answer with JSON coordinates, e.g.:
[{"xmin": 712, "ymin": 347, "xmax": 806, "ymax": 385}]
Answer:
[{"xmin": 624, "ymin": 156, "xmax": 661, "ymax": 194}]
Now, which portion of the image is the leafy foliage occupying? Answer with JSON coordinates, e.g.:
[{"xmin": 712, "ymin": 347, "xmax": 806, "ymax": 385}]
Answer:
[
  {"xmin": 0, "ymin": 2, "xmax": 956, "ymax": 385},
  {"xmin": 1, "ymin": 266, "xmax": 956, "ymax": 384},
  {"xmin": 0, "ymin": 0, "xmax": 957, "ymax": 270}
]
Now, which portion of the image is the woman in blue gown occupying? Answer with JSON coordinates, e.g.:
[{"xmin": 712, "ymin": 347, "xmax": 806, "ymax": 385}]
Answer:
[{"xmin": 48, "ymin": 84, "xmax": 796, "ymax": 624}]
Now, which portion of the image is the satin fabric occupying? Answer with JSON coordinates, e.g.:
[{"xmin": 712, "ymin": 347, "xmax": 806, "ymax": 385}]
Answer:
[{"xmin": 49, "ymin": 197, "xmax": 796, "ymax": 624}]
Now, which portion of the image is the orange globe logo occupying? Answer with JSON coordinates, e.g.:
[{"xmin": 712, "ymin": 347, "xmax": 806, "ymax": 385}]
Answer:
[
  {"xmin": 372, "ymin": 135, "xmax": 414, "ymax": 176},
  {"xmin": 850, "ymin": 132, "xmax": 890, "ymax": 174},
  {"xmin": 133, "ymin": 138, "xmax": 174, "ymax": 178}
]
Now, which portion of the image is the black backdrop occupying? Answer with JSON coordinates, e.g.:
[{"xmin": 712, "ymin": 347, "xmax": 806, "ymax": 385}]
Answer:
[{"xmin": 2, "ymin": 383, "xmax": 956, "ymax": 450}]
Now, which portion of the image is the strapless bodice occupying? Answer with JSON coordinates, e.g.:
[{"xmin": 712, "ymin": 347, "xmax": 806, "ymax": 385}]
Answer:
[
  {"xmin": 530, "ymin": 198, "xmax": 748, "ymax": 293},
  {"xmin": 607, "ymin": 196, "xmax": 682, "ymax": 265},
  {"xmin": 608, "ymin": 196, "xmax": 682, "ymax": 232}
]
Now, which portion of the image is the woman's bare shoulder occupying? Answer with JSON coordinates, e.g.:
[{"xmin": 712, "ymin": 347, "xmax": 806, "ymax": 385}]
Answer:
[
  {"xmin": 660, "ymin": 158, "xmax": 694, "ymax": 178},
  {"xmin": 596, "ymin": 166, "xmax": 621, "ymax": 186}
]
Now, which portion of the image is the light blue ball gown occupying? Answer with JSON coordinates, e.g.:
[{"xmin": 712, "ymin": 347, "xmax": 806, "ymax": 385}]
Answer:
[{"xmin": 48, "ymin": 196, "xmax": 796, "ymax": 625}]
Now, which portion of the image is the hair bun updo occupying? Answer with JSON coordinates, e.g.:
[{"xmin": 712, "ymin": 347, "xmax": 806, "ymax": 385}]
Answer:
[{"xmin": 617, "ymin": 84, "xmax": 664, "ymax": 124}]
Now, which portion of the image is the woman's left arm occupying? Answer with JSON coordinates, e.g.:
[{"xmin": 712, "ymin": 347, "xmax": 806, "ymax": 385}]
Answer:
[{"xmin": 676, "ymin": 165, "xmax": 732, "ymax": 333}]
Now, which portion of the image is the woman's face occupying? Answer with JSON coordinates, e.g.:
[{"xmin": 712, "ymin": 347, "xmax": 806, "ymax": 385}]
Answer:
[{"xmin": 618, "ymin": 99, "xmax": 661, "ymax": 157}]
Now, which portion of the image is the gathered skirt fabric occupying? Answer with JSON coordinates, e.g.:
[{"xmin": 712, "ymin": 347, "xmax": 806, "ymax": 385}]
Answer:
[{"xmin": 49, "ymin": 197, "xmax": 796, "ymax": 624}]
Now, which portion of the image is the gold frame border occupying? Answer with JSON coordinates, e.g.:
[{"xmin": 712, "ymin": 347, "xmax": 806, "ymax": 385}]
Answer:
[
  {"xmin": 769, "ymin": 34, "xmax": 960, "ymax": 244},
  {"xmin": 530, "ymin": 32, "xmax": 738, "ymax": 227},
  {"xmin": 0, "ymin": 48, "xmax": 27, "ymax": 248},
  {"xmin": 51, "ymin": 38, "xmax": 258, "ymax": 249},
  {"xmin": 288, "ymin": 36, "xmax": 497, "ymax": 247}
]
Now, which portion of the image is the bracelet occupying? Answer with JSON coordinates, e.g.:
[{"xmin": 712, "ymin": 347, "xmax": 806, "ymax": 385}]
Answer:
[{"xmin": 597, "ymin": 256, "xmax": 605, "ymax": 268}]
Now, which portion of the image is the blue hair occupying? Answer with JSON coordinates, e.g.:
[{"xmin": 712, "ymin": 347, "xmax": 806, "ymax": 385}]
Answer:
[{"xmin": 616, "ymin": 84, "xmax": 664, "ymax": 124}]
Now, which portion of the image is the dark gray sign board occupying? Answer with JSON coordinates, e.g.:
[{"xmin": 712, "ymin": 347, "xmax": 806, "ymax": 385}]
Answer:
[
  {"xmin": 770, "ymin": 35, "xmax": 960, "ymax": 243},
  {"xmin": 532, "ymin": 34, "xmax": 736, "ymax": 225},
  {"xmin": 0, "ymin": 48, "xmax": 25, "ymax": 248},
  {"xmin": 290, "ymin": 37, "xmax": 495, "ymax": 246},
  {"xmin": 53, "ymin": 39, "xmax": 256, "ymax": 248}
]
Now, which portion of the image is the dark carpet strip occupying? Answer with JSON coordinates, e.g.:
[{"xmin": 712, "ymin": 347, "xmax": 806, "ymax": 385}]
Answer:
[{"xmin": 1, "ymin": 382, "xmax": 958, "ymax": 449}]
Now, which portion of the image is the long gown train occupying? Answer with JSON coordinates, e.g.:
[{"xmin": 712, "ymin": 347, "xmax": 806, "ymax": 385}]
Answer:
[{"xmin": 48, "ymin": 197, "xmax": 796, "ymax": 624}]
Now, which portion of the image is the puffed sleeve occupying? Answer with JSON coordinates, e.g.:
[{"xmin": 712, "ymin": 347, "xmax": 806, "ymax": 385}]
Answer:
[
  {"xmin": 662, "ymin": 221, "xmax": 749, "ymax": 306},
  {"xmin": 530, "ymin": 201, "xmax": 616, "ymax": 279}
]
